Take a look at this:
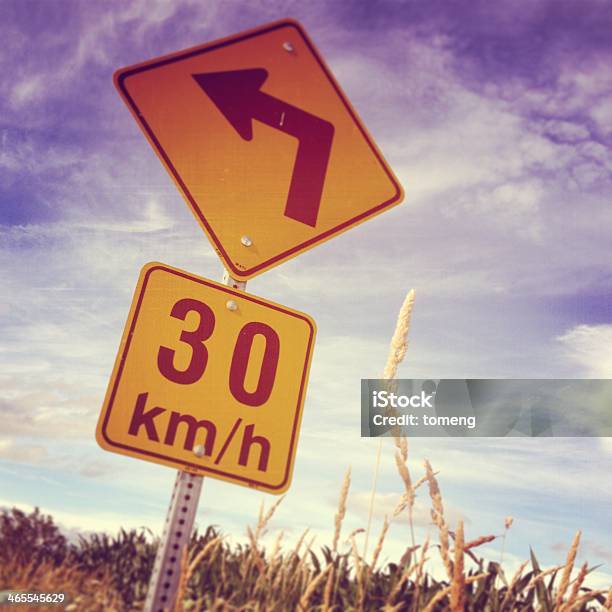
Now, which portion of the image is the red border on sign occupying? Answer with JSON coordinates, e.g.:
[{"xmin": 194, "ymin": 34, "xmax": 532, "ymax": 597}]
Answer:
[
  {"xmin": 100, "ymin": 264, "xmax": 315, "ymax": 491},
  {"xmin": 114, "ymin": 19, "xmax": 404, "ymax": 279}
]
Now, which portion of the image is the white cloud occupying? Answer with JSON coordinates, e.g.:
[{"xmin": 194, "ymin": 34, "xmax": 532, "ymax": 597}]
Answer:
[
  {"xmin": 0, "ymin": 439, "xmax": 48, "ymax": 464},
  {"xmin": 541, "ymin": 119, "xmax": 590, "ymax": 143},
  {"xmin": 70, "ymin": 197, "xmax": 175, "ymax": 233},
  {"xmin": 9, "ymin": 75, "xmax": 45, "ymax": 108},
  {"xmin": 557, "ymin": 324, "xmax": 612, "ymax": 377},
  {"xmin": 457, "ymin": 179, "xmax": 544, "ymax": 242},
  {"xmin": 592, "ymin": 99, "xmax": 612, "ymax": 137},
  {"xmin": 599, "ymin": 438, "xmax": 612, "ymax": 455}
]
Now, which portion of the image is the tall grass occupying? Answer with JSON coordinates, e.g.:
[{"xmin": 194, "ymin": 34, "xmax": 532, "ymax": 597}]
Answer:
[
  {"xmin": 1, "ymin": 497, "xmax": 609, "ymax": 610},
  {"xmin": 1, "ymin": 291, "xmax": 610, "ymax": 610},
  {"xmin": 365, "ymin": 288, "xmax": 417, "ymax": 560}
]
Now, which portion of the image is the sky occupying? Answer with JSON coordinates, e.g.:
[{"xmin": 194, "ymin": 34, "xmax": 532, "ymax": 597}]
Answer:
[{"xmin": 1, "ymin": 0, "xmax": 612, "ymax": 589}]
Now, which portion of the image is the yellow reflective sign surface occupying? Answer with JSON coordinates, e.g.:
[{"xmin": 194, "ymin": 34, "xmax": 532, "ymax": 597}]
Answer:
[
  {"xmin": 114, "ymin": 19, "xmax": 404, "ymax": 279},
  {"xmin": 96, "ymin": 263, "xmax": 316, "ymax": 493}
]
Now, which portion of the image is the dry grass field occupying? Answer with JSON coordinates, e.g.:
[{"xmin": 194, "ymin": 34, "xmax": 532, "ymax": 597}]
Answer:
[
  {"xmin": 1, "ymin": 466, "xmax": 610, "ymax": 611},
  {"xmin": 2, "ymin": 290, "xmax": 610, "ymax": 611}
]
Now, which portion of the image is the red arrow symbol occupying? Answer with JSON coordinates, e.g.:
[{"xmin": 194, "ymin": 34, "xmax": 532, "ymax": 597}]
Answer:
[{"xmin": 193, "ymin": 69, "xmax": 334, "ymax": 228}]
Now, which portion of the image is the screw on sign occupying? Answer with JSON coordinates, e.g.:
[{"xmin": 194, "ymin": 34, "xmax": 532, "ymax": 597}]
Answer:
[
  {"xmin": 96, "ymin": 263, "xmax": 316, "ymax": 493},
  {"xmin": 114, "ymin": 18, "xmax": 404, "ymax": 279}
]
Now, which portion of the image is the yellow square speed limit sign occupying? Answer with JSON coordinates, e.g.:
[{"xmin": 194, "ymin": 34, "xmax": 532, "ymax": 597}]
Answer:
[{"xmin": 96, "ymin": 263, "xmax": 316, "ymax": 493}]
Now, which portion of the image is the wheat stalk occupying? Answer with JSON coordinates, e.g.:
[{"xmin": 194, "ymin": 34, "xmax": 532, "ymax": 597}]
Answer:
[
  {"xmin": 384, "ymin": 563, "xmax": 418, "ymax": 608},
  {"xmin": 270, "ymin": 530, "xmax": 284, "ymax": 561},
  {"xmin": 173, "ymin": 544, "xmax": 190, "ymax": 612},
  {"xmin": 246, "ymin": 526, "xmax": 267, "ymax": 575},
  {"xmin": 292, "ymin": 528, "xmax": 309, "ymax": 558},
  {"xmin": 422, "ymin": 573, "xmax": 488, "ymax": 612},
  {"xmin": 526, "ymin": 565, "xmax": 564, "ymax": 591},
  {"xmin": 393, "ymin": 474, "xmax": 433, "ymax": 518},
  {"xmin": 322, "ymin": 564, "xmax": 334, "ymax": 612},
  {"xmin": 424, "ymin": 458, "xmax": 453, "ymax": 580},
  {"xmin": 323, "ymin": 467, "xmax": 351, "ymax": 612},
  {"xmin": 296, "ymin": 535, "xmax": 316, "ymax": 573},
  {"xmin": 555, "ymin": 530, "xmax": 581, "ymax": 608},
  {"xmin": 464, "ymin": 534, "xmax": 496, "ymax": 550},
  {"xmin": 499, "ymin": 515, "xmax": 513, "ymax": 567},
  {"xmin": 499, "ymin": 560, "xmax": 528, "ymax": 610},
  {"xmin": 394, "ymin": 451, "xmax": 415, "ymax": 508},
  {"xmin": 394, "ymin": 450, "xmax": 416, "ymax": 547},
  {"xmin": 371, "ymin": 515, "xmax": 390, "ymax": 571},
  {"xmin": 332, "ymin": 467, "xmax": 351, "ymax": 554},
  {"xmin": 411, "ymin": 535, "xmax": 430, "ymax": 612},
  {"xmin": 450, "ymin": 519, "xmax": 465, "ymax": 612},
  {"xmin": 383, "ymin": 289, "xmax": 416, "ymax": 380},
  {"xmin": 388, "ymin": 292, "xmax": 417, "ymax": 548},
  {"xmin": 243, "ymin": 496, "xmax": 286, "ymax": 583},
  {"xmin": 364, "ymin": 438, "xmax": 384, "ymax": 561},
  {"xmin": 364, "ymin": 289, "xmax": 416, "ymax": 559},
  {"xmin": 299, "ymin": 564, "xmax": 332, "ymax": 611},
  {"xmin": 566, "ymin": 589, "xmax": 608, "ymax": 610},
  {"xmin": 560, "ymin": 561, "xmax": 588, "ymax": 611},
  {"xmin": 188, "ymin": 536, "xmax": 222, "ymax": 576},
  {"xmin": 264, "ymin": 530, "xmax": 285, "ymax": 586},
  {"xmin": 605, "ymin": 587, "xmax": 612, "ymax": 610},
  {"xmin": 253, "ymin": 496, "xmax": 285, "ymax": 543},
  {"xmin": 349, "ymin": 535, "xmax": 365, "ymax": 611},
  {"xmin": 345, "ymin": 528, "xmax": 366, "ymax": 543}
]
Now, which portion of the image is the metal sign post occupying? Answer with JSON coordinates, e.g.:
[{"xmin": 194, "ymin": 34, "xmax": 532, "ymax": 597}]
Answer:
[
  {"xmin": 144, "ymin": 272, "xmax": 246, "ymax": 612},
  {"xmin": 144, "ymin": 471, "xmax": 203, "ymax": 612}
]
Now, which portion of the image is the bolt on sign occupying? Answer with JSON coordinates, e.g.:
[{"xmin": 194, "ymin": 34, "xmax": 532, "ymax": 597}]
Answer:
[
  {"xmin": 96, "ymin": 263, "xmax": 316, "ymax": 494},
  {"xmin": 114, "ymin": 19, "xmax": 404, "ymax": 280}
]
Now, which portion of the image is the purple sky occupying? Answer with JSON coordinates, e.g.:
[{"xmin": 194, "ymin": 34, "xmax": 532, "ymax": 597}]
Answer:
[{"xmin": 1, "ymin": 0, "xmax": 612, "ymax": 588}]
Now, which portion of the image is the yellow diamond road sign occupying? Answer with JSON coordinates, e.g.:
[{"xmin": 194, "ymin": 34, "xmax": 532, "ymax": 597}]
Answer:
[
  {"xmin": 114, "ymin": 18, "xmax": 404, "ymax": 280},
  {"xmin": 96, "ymin": 263, "xmax": 316, "ymax": 493}
]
